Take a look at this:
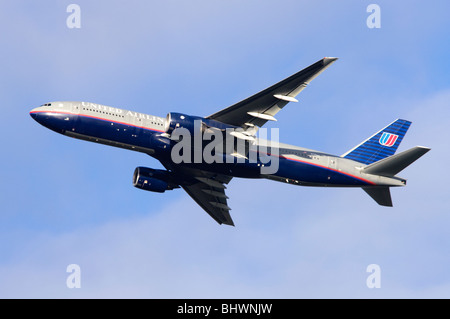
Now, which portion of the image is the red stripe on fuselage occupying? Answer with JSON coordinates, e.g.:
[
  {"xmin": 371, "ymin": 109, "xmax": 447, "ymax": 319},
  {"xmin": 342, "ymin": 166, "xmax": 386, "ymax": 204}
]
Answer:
[
  {"xmin": 30, "ymin": 110, "xmax": 165, "ymax": 133},
  {"xmin": 280, "ymin": 155, "xmax": 376, "ymax": 185}
]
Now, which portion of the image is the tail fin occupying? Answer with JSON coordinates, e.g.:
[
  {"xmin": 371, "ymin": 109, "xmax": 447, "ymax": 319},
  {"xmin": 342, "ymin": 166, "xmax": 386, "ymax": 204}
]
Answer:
[{"xmin": 342, "ymin": 119, "xmax": 411, "ymax": 165}]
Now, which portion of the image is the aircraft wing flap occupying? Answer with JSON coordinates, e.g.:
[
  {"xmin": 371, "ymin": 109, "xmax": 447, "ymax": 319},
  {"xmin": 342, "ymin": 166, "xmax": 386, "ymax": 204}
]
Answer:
[{"xmin": 207, "ymin": 57, "xmax": 337, "ymax": 128}]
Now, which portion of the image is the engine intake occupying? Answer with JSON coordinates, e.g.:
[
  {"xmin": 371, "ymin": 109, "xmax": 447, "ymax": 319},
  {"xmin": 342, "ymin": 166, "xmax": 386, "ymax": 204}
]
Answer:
[
  {"xmin": 164, "ymin": 112, "xmax": 237, "ymax": 141},
  {"xmin": 132, "ymin": 167, "xmax": 174, "ymax": 193},
  {"xmin": 164, "ymin": 112, "xmax": 204, "ymax": 135}
]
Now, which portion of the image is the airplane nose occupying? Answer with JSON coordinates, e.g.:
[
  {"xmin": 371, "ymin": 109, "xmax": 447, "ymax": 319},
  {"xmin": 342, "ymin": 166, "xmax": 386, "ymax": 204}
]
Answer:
[
  {"xmin": 29, "ymin": 107, "xmax": 40, "ymax": 120},
  {"xmin": 29, "ymin": 105, "xmax": 67, "ymax": 134}
]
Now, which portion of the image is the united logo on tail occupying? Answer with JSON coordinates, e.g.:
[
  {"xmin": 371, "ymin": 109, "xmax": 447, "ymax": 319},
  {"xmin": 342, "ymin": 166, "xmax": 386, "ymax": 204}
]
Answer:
[{"xmin": 379, "ymin": 132, "xmax": 398, "ymax": 147}]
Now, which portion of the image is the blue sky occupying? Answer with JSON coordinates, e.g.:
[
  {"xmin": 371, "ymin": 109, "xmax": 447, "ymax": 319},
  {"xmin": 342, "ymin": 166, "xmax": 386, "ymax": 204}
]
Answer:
[{"xmin": 1, "ymin": 0, "xmax": 450, "ymax": 298}]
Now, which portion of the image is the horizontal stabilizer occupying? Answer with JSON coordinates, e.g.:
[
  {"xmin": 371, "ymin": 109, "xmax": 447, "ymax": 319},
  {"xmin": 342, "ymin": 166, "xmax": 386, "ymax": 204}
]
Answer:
[
  {"xmin": 363, "ymin": 146, "xmax": 431, "ymax": 177},
  {"xmin": 363, "ymin": 187, "xmax": 393, "ymax": 207}
]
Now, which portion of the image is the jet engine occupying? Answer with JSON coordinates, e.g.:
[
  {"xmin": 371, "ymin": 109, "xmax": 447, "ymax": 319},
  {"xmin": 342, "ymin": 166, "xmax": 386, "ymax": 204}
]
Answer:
[
  {"xmin": 132, "ymin": 167, "xmax": 177, "ymax": 193},
  {"xmin": 164, "ymin": 112, "xmax": 205, "ymax": 135}
]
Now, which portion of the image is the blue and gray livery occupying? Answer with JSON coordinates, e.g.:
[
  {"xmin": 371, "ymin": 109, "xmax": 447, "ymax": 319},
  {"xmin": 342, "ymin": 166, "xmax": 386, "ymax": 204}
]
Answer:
[{"xmin": 30, "ymin": 58, "xmax": 430, "ymax": 226}]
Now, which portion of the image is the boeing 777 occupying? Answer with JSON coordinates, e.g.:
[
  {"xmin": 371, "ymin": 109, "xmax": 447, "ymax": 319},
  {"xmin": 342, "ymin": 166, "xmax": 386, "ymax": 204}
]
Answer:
[{"xmin": 30, "ymin": 57, "xmax": 430, "ymax": 226}]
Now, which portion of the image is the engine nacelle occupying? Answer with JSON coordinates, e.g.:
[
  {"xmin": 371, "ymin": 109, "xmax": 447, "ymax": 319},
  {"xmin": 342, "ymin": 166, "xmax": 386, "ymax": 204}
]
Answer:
[
  {"xmin": 132, "ymin": 167, "xmax": 173, "ymax": 193},
  {"xmin": 164, "ymin": 112, "xmax": 237, "ymax": 140},
  {"xmin": 164, "ymin": 112, "xmax": 204, "ymax": 135}
]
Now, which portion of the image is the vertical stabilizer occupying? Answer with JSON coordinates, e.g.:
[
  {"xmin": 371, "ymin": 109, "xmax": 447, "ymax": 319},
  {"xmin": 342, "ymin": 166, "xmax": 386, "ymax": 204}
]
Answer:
[{"xmin": 342, "ymin": 119, "xmax": 411, "ymax": 165}]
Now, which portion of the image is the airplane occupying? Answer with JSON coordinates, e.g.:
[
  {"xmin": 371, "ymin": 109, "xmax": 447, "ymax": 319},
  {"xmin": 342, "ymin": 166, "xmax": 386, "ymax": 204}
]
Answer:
[{"xmin": 30, "ymin": 57, "xmax": 430, "ymax": 226}]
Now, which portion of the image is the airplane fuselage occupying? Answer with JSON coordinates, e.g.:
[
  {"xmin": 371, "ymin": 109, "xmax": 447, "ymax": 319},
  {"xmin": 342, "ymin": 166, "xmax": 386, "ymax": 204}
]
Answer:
[{"xmin": 30, "ymin": 101, "xmax": 405, "ymax": 189}]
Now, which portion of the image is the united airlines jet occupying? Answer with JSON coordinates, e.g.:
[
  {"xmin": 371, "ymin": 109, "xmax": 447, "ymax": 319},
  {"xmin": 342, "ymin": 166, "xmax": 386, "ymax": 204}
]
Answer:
[{"xmin": 30, "ymin": 58, "xmax": 430, "ymax": 226}]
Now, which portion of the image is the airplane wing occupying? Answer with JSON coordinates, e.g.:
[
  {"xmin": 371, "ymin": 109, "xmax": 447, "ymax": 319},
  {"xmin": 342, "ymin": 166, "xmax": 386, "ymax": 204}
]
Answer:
[
  {"xmin": 159, "ymin": 57, "xmax": 338, "ymax": 225},
  {"xmin": 181, "ymin": 180, "xmax": 234, "ymax": 226},
  {"xmin": 207, "ymin": 57, "xmax": 338, "ymax": 130},
  {"xmin": 163, "ymin": 164, "xmax": 235, "ymax": 225}
]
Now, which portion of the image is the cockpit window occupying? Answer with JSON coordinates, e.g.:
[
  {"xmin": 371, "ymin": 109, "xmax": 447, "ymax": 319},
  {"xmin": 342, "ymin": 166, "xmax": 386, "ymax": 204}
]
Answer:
[{"xmin": 40, "ymin": 103, "xmax": 52, "ymax": 107}]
